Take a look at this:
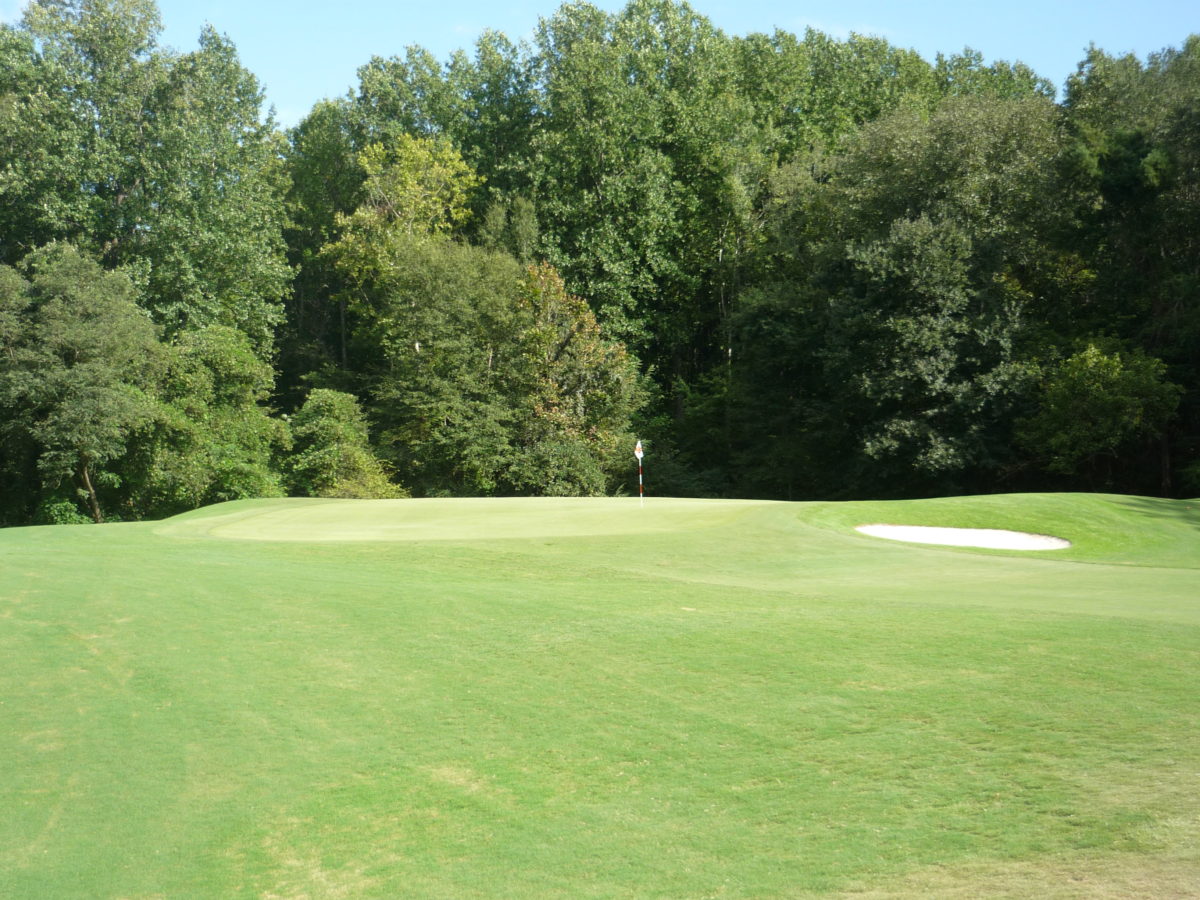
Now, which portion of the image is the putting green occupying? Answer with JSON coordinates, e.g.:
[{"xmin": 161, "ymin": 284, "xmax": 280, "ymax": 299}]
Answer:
[{"xmin": 155, "ymin": 496, "xmax": 777, "ymax": 542}]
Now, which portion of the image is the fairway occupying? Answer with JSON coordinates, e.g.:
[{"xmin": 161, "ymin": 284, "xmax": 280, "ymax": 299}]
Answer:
[{"xmin": 3, "ymin": 494, "xmax": 1199, "ymax": 898}]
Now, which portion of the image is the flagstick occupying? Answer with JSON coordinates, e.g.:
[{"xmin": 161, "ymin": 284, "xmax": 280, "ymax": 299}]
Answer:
[{"xmin": 634, "ymin": 439, "xmax": 644, "ymax": 508}]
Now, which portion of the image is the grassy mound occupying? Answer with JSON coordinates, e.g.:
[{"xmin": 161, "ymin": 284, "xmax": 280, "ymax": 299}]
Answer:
[
  {"xmin": 2, "ymin": 494, "xmax": 1198, "ymax": 897},
  {"xmin": 154, "ymin": 495, "xmax": 773, "ymax": 542}
]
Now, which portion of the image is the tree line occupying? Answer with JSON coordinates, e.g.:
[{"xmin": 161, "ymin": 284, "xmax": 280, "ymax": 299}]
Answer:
[{"xmin": 2, "ymin": 0, "xmax": 1197, "ymax": 525}]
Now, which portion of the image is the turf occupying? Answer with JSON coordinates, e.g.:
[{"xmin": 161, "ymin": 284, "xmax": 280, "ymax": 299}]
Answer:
[{"xmin": 2, "ymin": 493, "xmax": 1198, "ymax": 898}]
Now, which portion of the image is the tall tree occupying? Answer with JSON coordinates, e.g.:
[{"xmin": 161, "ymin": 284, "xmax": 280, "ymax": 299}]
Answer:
[
  {"xmin": 287, "ymin": 388, "xmax": 403, "ymax": 499},
  {"xmin": 0, "ymin": 0, "xmax": 164, "ymax": 260},
  {"xmin": 1017, "ymin": 344, "xmax": 1180, "ymax": 485},
  {"xmin": 281, "ymin": 98, "xmax": 363, "ymax": 386},
  {"xmin": 1062, "ymin": 36, "xmax": 1200, "ymax": 490},
  {"xmin": 934, "ymin": 48, "xmax": 1055, "ymax": 99},
  {"xmin": 0, "ymin": 244, "xmax": 165, "ymax": 523},
  {"xmin": 121, "ymin": 325, "xmax": 289, "ymax": 517},
  {"xmin": 733, "ymin": 94, "xmax": 1077, "ymax": 497},
  {"xmin": 0, "ymin": 245, "xmax": 291, "ymax": 525},
  {"xmin": 125, "ymin": 27, "xmax": 291, "ymax": 349},
  {"xmin": 528, "ymin": 0, "xmax": 778, "ymax": 399},
  {"xmin": 0, "ymin": 0, "xmax": 290, "ymax": 352},
  {"xmin": 506, "ymin": 264, "xmax": 643, "ymax": 495},
  {"xmin": 733, "ymin": 28, "xmax": 939, "ymax": 161},
  {"xmin": 323, "ymin": 135, "xmax": 640, "ymax": 496}
]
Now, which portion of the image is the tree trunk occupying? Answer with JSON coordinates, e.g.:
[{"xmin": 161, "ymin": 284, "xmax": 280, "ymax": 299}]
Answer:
[{"xmin": 79, "ymin": 458, "xmax": 104, "ymax": 524}]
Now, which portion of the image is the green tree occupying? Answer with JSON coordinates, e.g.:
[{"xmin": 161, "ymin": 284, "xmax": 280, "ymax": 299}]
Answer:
[
  {"xmin": 322, "ymin": 133, "xmax": 641, "ymax": 496},
  {"xmin": 0, "ymin": 245, "xmax": 293, "ymax": 527},
  {"xmin": 287, "ymin": 389, "xmax": 404, "ymax": 499},
  {"xmin": 282, "ymin": 98, "xmax": 363, "ymax": 381},
  {"xmin": 733, "ymin": 28, "xmax": 938, "ymax": 160},
  {"xmin": 334, "ymin": 230, "xmax": 525, "ymax": 495},
  {"xmin": 324, "ymin": 135, "xmax": 482, "ymax": 282},
  {"xmin": 0, "ymin": 244, "xmax": 166, "ymax": 523},
  {"xmin": 319, "ymin": 1, "xmax": 969, "ymax": 482},
  {"xmin": 477, "ymin": 194, "xmax": 540, "ymax": 264},
  {"xmin": 505, "ymin": 264, "xmax": 643, "ymax": 495},
  {"xmin": 737, "ymin": 94, "xmax": 1074, "ymax": 496},
  {"xmin": 1062, "ymin": 37, "xmax": 1200, "ymax": 488},
  {"xmin": 0, "ymin": 0, "xmax": 164, "ymax": 258},
  {"xmin": 318, "ymin": 136, "xmax": 522, "ymax": 493},
  {"xmin": 0, "ymin": 1, "xmax": 290, "ymax": 352},
  {"xmin": 530, "ymin": 0, "xmax": 769, "ymax": 362},
  {"xmin": 338, "ymin": 239, "xmax": 641, "ymax": 496},
  {"xmin": 350, "ymin": 137, "xmax": 481, "ymax": 238},
  {"xmin": 126, "ymin": 27, "xmax": 291, "ymax": 350},
  {"xmin": 444, "ymin": 30, "xmax": 541, "ymax": 201},
  {"xmin": 934, "ymin": 48, "xmax": 1055, "ymax": 99},
  {"xmin": 1018, "ymin": 345, "xmax": 1181, "ymax": 484},
  {"xmin": 123, "ymin": 325, "xmax": 288, "ymax": 517}
]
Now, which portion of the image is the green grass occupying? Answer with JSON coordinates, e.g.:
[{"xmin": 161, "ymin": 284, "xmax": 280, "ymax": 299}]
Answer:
[{"xmin": 2, "ymin": 493, "xmax": 1198, "ymax": 898}]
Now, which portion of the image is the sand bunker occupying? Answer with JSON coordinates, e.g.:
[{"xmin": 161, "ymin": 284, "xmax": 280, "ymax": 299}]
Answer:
[{"xmin": 855, "ymin": 524, "xmax": 1070, "ymax": 551}]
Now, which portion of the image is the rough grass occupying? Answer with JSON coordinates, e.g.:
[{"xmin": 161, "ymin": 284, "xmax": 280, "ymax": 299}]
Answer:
[{"xmin": 1, "ymin": 493, "xmax": 1198, "ymax": 898}]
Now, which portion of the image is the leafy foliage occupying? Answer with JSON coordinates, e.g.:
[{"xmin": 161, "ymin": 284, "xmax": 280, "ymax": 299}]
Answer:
[
  {"xmin": 0, "ymin": 246, "xmax": 288, "ymax": 524},
  {"xmin": 724, "ymin": 94, "xmax": 1072, "ymax": 496},
  {"xmin": 329, "ymin": 228, "xmax": 641, "ymax": 496},
  {"xmin": 123, "ymin": 325, "xmax": 288, "ymax": 517},
  {"xmin": 0, "ymin": 0, "xmax": 290, "ymax": 351},
  {"xmin": 1019, "ymin": 345, "xmax": 1181, "ymax": 478},
  {"xmin": 0, "ymin": 244, "xmax": 164, "ymax": 522},
  {"xmin": 506, "ymin": 264, "xmax": 643, "ymax": 495},
  {"xmin": 287, "ymin": 389, "xmax": 405, "ymax": 499},
  {"xmin": 4, "ymin": 0, "xmax": 1200, "ymax": 524}
]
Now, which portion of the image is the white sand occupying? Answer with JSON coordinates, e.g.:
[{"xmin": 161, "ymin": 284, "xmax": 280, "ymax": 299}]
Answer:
[{"xmin": 855, "ymin": 524, "xmax": 1070, "ymax": 551}]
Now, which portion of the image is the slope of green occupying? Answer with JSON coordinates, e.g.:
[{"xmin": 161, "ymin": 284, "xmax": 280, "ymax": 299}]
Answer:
[
  {"xmin": 804, "ymin": 492, "xmax": 1200, "ymax": 569},
  {"xmin": 2, "ymin": 494, "xmax": 1198, "ymax": 898}
]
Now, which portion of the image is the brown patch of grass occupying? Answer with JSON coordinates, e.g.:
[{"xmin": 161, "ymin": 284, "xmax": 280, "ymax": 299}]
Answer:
[
  {"xmin": 844, "ymin": 852, "xmax": 1200, "ymax": 899},
  {"xmin": 20, "ymin": 729, "xmax": 65, "ymax": 753},
  {"xmin": 425, "ymin": 764, "xmax": 487, "ymax": 792},
  {"xmin": 844, "ymin": 813, "xmax": 1200, "ymax": 898},
  {"xmin": 258, "ymin": 818, "xmax": 382, "ymax": 900}
]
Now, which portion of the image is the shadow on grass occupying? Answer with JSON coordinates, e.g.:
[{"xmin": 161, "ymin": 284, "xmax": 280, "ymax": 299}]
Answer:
[{"xmin": 1109, "ymin": 495, "xmax": 1200, "ymax": 532}]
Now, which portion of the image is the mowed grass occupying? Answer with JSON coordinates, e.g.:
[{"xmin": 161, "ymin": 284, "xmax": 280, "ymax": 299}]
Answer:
[{"xmin": 2, "ymin": 494, "xmax": 1198, "ymax": 898}]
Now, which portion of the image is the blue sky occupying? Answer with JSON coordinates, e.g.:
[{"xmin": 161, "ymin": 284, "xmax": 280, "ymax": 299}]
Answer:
[{"xmin": 3, "ymin": 0, "xmax": 1197, "ymax": 126}]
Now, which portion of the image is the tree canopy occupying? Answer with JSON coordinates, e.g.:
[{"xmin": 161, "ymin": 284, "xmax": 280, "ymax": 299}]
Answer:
[{"xmin": 2, "ymin": 0, "xmax": 1199, "ymax": 524}]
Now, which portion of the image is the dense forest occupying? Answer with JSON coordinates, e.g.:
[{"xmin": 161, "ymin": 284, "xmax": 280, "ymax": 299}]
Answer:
[{"xmin": 2, "ymin": 0, "xmax": 1198, "ymax": 525}]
